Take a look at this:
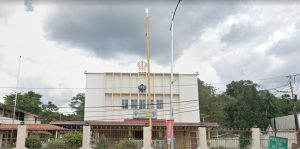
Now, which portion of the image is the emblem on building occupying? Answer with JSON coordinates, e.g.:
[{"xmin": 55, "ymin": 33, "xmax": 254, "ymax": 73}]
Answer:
[
  {"xmin": 138, "ymin": 84, "xmax": 147, "ymax": 93},
  {"xmin": 137, "ymin": 60, "xmax": 147, "ymax": 73}
]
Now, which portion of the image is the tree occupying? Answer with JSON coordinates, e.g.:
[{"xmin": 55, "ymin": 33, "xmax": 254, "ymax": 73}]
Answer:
[
  {"xmin": 69, "ymin": 93, "xmax": 85, "ymax": 120},
  {"xmin": 223, "ymin": 80, "xmax": 272, "ymax": 128},
  {"xmin": 4, "ymin": 91, "xmax": 42, "ymax": 115},
  {"xmin": 40, "ymin": 101, "xmax": 61, "ymax": 123},
  {"xmin": 198, "ymin": 79, "xmax": 226, "ymax": 125}
]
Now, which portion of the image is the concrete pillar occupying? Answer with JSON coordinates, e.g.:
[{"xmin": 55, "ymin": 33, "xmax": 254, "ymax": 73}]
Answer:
[
  {"xmin": 15, "ymin": 125, "xmax": 27, "ymax": 149},
  {"xmin": 80, "ymin": 125, "xmax": 92, "ymax": 149},
  {"xmin": 250, "ymin": 128, "xmax": 261, "ymax": 149},
  {"xmin": 197, "ymin": 127, "xmax": 209, "ymax": 149},
  {"xmin": 0, "ymin": 132, "xmax": 3, "ymax": 147},
  {"xmin": 141, "ymin": 127, "xmax": 153, "ymax": 149}
]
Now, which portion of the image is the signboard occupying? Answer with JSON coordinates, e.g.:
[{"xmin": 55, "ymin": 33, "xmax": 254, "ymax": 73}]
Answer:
[
  {"xmin": 268, "ymin": 136, "xmax": 288, "ymax": 149},
  {"xmin": 166, "ymin": 120, "xmax": 174, "ymax": 145},
  {"xmin": 133, "ymin": 109, "xmax": 157, "ymax": 119}
]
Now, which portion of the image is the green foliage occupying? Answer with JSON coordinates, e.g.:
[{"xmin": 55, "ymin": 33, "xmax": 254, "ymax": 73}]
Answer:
[
  {"xmin": 47, "ymin": 139, "xmax": 67, "ymax": 149},
  {"xmin": 25, "ymin": 136, "xmax": 42, "ymax": 148},
  {"xmin": 40, "ymin": 101, "xmax": 61, "ymax": 123},
  {"xmin": 4, "ymin": 91, "xmax": 42, "ymax": 115},
  {"xmin": 198, "ymin": 79, "xmax": 227, "ymax": 125},
  {"xmin": 239, "ymin": 133, "xmax": 250, "ymax": 148},
  {"xmin": 198, "ymin": 79, "xmax": 300, "ymax": 129},
  {"xmin": 63, "ymin": 131, "xmax": 82, "ymax": 148},
  {"xmin": 96, "ymin": 135, "xmax": 109, "ymax": 149},
  {"xmin": 69, "ymin": 93, "xmax": 85, "ymax": 120},
  {"xmin": 115, "ymin": 138, "xmax": 138, "ymax": 149}
]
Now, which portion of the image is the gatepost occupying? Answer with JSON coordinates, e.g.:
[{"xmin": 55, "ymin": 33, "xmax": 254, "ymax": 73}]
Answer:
[
  {"xmin": 141, "ymin": 126, "xmax": 153, "ymax": 149},
  {"xmin": 15, "ymin": 124, "xmax": 27, "ymax": 149},
  {"xmin": 81, "ymin": 123, "xmax": 92, "ymax": 149},
  {"xmin": 197, "ymin": 127, "xmax": 209, "ymax": 149},
  {"xmin": 250, "ymin": 127, "xmax": 261, "ymax": 149}
]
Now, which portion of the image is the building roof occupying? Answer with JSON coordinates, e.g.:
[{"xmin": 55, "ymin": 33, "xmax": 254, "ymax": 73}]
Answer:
[
  {"xmin": 50, "ymin": 119, "xmax": 218, "ymax": 127},
  {"xmin": 84, "ymin": 71, "xmax": 198, "ymax": 76},
  {"xmin": 0, "ymin": 124, "xmax": 67, "ymax": 131},
  {"xmin": 0, "ymin": 103, "xmax": 39, "ymax": 118}
]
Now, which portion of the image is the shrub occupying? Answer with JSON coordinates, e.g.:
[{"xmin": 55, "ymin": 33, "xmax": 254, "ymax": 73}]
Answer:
[
  {"xmin": 47, "ymin": 139, "xmax": 67, "ymax": 149},
  {"xmin": 95, "ymin": 135, "xmax": 109, "ymax": 149},
  {"xmin": 115, "ymin": 138, "xmax": 138, "ymax": 149},
  {"xmin": 63, "ymin": 131, "xmax": 82, "ymax": 149},
  {"xmin": 25, "ymin": 136, "xmax": 42, "ymax": 148},
  {"xmin": 239, "ymin": 133, "xmax": 250, "ymax": 148}
]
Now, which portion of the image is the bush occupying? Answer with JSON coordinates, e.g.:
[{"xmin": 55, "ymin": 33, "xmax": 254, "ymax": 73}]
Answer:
[
  {"xmin": 95, "ymin": 135, "xmax": 109, "ymax": 149},
  {"xmin": 239, "ymin": 133, "xmax": 250, "ymax": 148},
  {"xmin": 47, "ymin": 139, "xmax": 67, "ymax": 149},
  {"xmin": 63, "ymin": 131, "xmax": 82, "ymax": 149},
  {"xmin": 25, "ymin": 136, "xmax": 42, "ymax": 148},
  {"xmin": 115, "ymin": 138, "xmax": 138, "ymax": 149}
]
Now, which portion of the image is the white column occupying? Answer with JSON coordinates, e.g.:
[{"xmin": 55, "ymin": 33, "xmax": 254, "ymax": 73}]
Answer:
[
  {"xmin": 141, "ymin": 127, "xmax": 153, "ymax": 149},
  {"xmin": 197, "ymin": 127, "xmax": 209, "ymax": 149},
  {"xmin": 15, "ymin": 125, "xmax": 27, "ymax": 149},
  {"xmin": 250, "ymin": 128, "xmax": 261, "ymax": 149},
  {"xmin": 81, "ymin": 125, "xmax": 92, "ymax": 149}
]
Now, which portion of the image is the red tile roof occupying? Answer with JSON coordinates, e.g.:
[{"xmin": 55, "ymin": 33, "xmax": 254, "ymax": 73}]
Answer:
[
  {"xmin": 50, "ymin": 119, "xmax": 218, "ymax": 127},
  {"xmin": 0, "ymin": 124, "xmax": 67, "ymax": 131}
]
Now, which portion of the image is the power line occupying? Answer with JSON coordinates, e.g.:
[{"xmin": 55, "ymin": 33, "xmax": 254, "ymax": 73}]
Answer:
[
  {"xmin": 208, "ymin": 74, "xmax": 298, "ymax": 85},
  {"xmin": 59, "ymin": 100, "xmax": 198, "ymax": 113},
  {"xmin": 55, "ymin": 99, "xmax": 199, "ymax": 109},
  {"xmin": 4, "ymin": 108, "xmax": 200, "ymax": 122}
]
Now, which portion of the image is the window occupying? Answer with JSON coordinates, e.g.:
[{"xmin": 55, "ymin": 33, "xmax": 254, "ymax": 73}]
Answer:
[
  {"xmin": 121, "ymin": 99, "xmax": 128, "ymax": 109},
  {"xmin": 156, "ymin": 100, "xmax": 163, "ymax": 109},
  {"xmin": 139, "ymin": 100, "xmax": 146, "ymax": 109},
  {"xmin": 131, "ymin": 100, "xmax": 138, "ymax": 109},
  {"xmin": 148, "ymin": 100, "xmax": 154, "ymax": 109}
]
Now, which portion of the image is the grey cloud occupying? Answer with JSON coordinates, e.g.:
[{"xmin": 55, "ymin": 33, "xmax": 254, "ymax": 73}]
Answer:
[
  {"xmin": 222, "ymin": 24, "xmax": 263, "ymax": 45},
  {"xmin": 43, "ymin": 2, "xmax": 243, "ymax": 64}
]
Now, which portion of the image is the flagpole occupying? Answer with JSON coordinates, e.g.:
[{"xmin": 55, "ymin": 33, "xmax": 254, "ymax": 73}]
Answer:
[{"xmin": 11, "ymin": 56, "xmax": 22, "ymax": 145}]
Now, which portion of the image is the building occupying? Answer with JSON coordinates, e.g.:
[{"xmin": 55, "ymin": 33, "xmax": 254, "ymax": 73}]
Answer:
[
  {"xmin": 0, "ymin": 103, "xmax": 40, "ymax": 124},
  {"xmin": 84, "ymin": 72, "xmax": 200, "ymax": 122},
  {"xmin": 51, "ymin": 70, "xmax": 218, "ymax": 149},
  {"xmin": 0, "ymin": 103, "xmax": 66, "ymax": 148}
]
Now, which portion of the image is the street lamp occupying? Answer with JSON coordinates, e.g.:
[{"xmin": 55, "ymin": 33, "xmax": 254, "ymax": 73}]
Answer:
[{"xmin": 170, "ymin": 0, "xmax": 182, "ymax": 149}]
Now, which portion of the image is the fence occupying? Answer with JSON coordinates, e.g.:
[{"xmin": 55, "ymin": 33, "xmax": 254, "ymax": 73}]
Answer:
[
  {"xmin": 260, "ymin": 130, "xmax": 297, "ymax": 149},
  {"xmin": 207, "ymin": 128, "xmax": 252, "ymax": 149},
  {"xmin": 0, "ymin": 130, "xmax": 17, "ymax": 148}
]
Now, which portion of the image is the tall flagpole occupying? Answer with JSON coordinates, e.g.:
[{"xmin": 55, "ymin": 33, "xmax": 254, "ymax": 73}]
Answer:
[
  {"xmin": 11, "ymin": 56, "xmax": 22, "ymax": 145},
  {"xmin": 145, "ymin": 7, "xmax": 152, "ymax": 139}
]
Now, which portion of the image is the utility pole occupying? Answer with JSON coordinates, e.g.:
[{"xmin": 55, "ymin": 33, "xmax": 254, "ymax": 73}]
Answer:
[
  {"xmin": 170, "ymin": 1, "xmax": 182, "ymax": 149},
  {"xmin": 286, "ymin": 74, "xmax": 299, "ymax": 131},
  {"xmin": 287, "ymin": 74, "xmax": 294, "ymax": 99},
  {"xmin": 11, "ymin": 56, "xmax": 22, "ymax": 145}
]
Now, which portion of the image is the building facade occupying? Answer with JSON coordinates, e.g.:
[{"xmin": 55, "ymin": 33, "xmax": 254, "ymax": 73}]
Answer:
[
  {"xmin": 0, "ymin": 103, "xmax": 40, "ymax": 125},
  {"xmin": 85, "ymin": 72, "xmax": 200, "ymax": 123}
]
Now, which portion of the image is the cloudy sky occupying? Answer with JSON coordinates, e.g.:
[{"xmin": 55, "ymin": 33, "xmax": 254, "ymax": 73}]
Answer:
[{"xmin": 0, "ymin": 0, "xmax": 300, "ymax": 108}]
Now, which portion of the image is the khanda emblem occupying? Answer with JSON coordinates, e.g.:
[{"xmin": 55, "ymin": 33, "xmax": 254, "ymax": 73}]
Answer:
[{"xmin": 138, "ymin": 84, "xmax": 147, "ymax": 93}]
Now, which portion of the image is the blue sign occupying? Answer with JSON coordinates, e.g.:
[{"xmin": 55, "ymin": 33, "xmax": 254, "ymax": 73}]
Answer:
[{"xmin": 138, "ymin": 84, "xmax": 147, "ymax": 93}]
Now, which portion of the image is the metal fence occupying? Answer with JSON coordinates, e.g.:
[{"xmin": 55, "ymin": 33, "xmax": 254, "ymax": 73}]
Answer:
[
  {"xmin": 207, "ymin": 128, "xmax": 252, "ymax": 149},
  {"xmin": 260, "ymin": 130, "xmax": 297, "ymax": 149}
]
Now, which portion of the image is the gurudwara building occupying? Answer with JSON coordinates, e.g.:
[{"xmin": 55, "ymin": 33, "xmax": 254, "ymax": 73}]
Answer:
[{"xmin": 51, "ymin": 66, "xmax": 217, "ymax": 149}]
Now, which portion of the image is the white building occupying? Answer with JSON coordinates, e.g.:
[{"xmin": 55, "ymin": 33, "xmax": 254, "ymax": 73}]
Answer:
[
  {"xmin": 85, "ymin": 72, "xmax": 200, "ymax": 123},
  {"xmin": 0, "ymin": 103, "xmax": 40, "ymax": 124}
]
